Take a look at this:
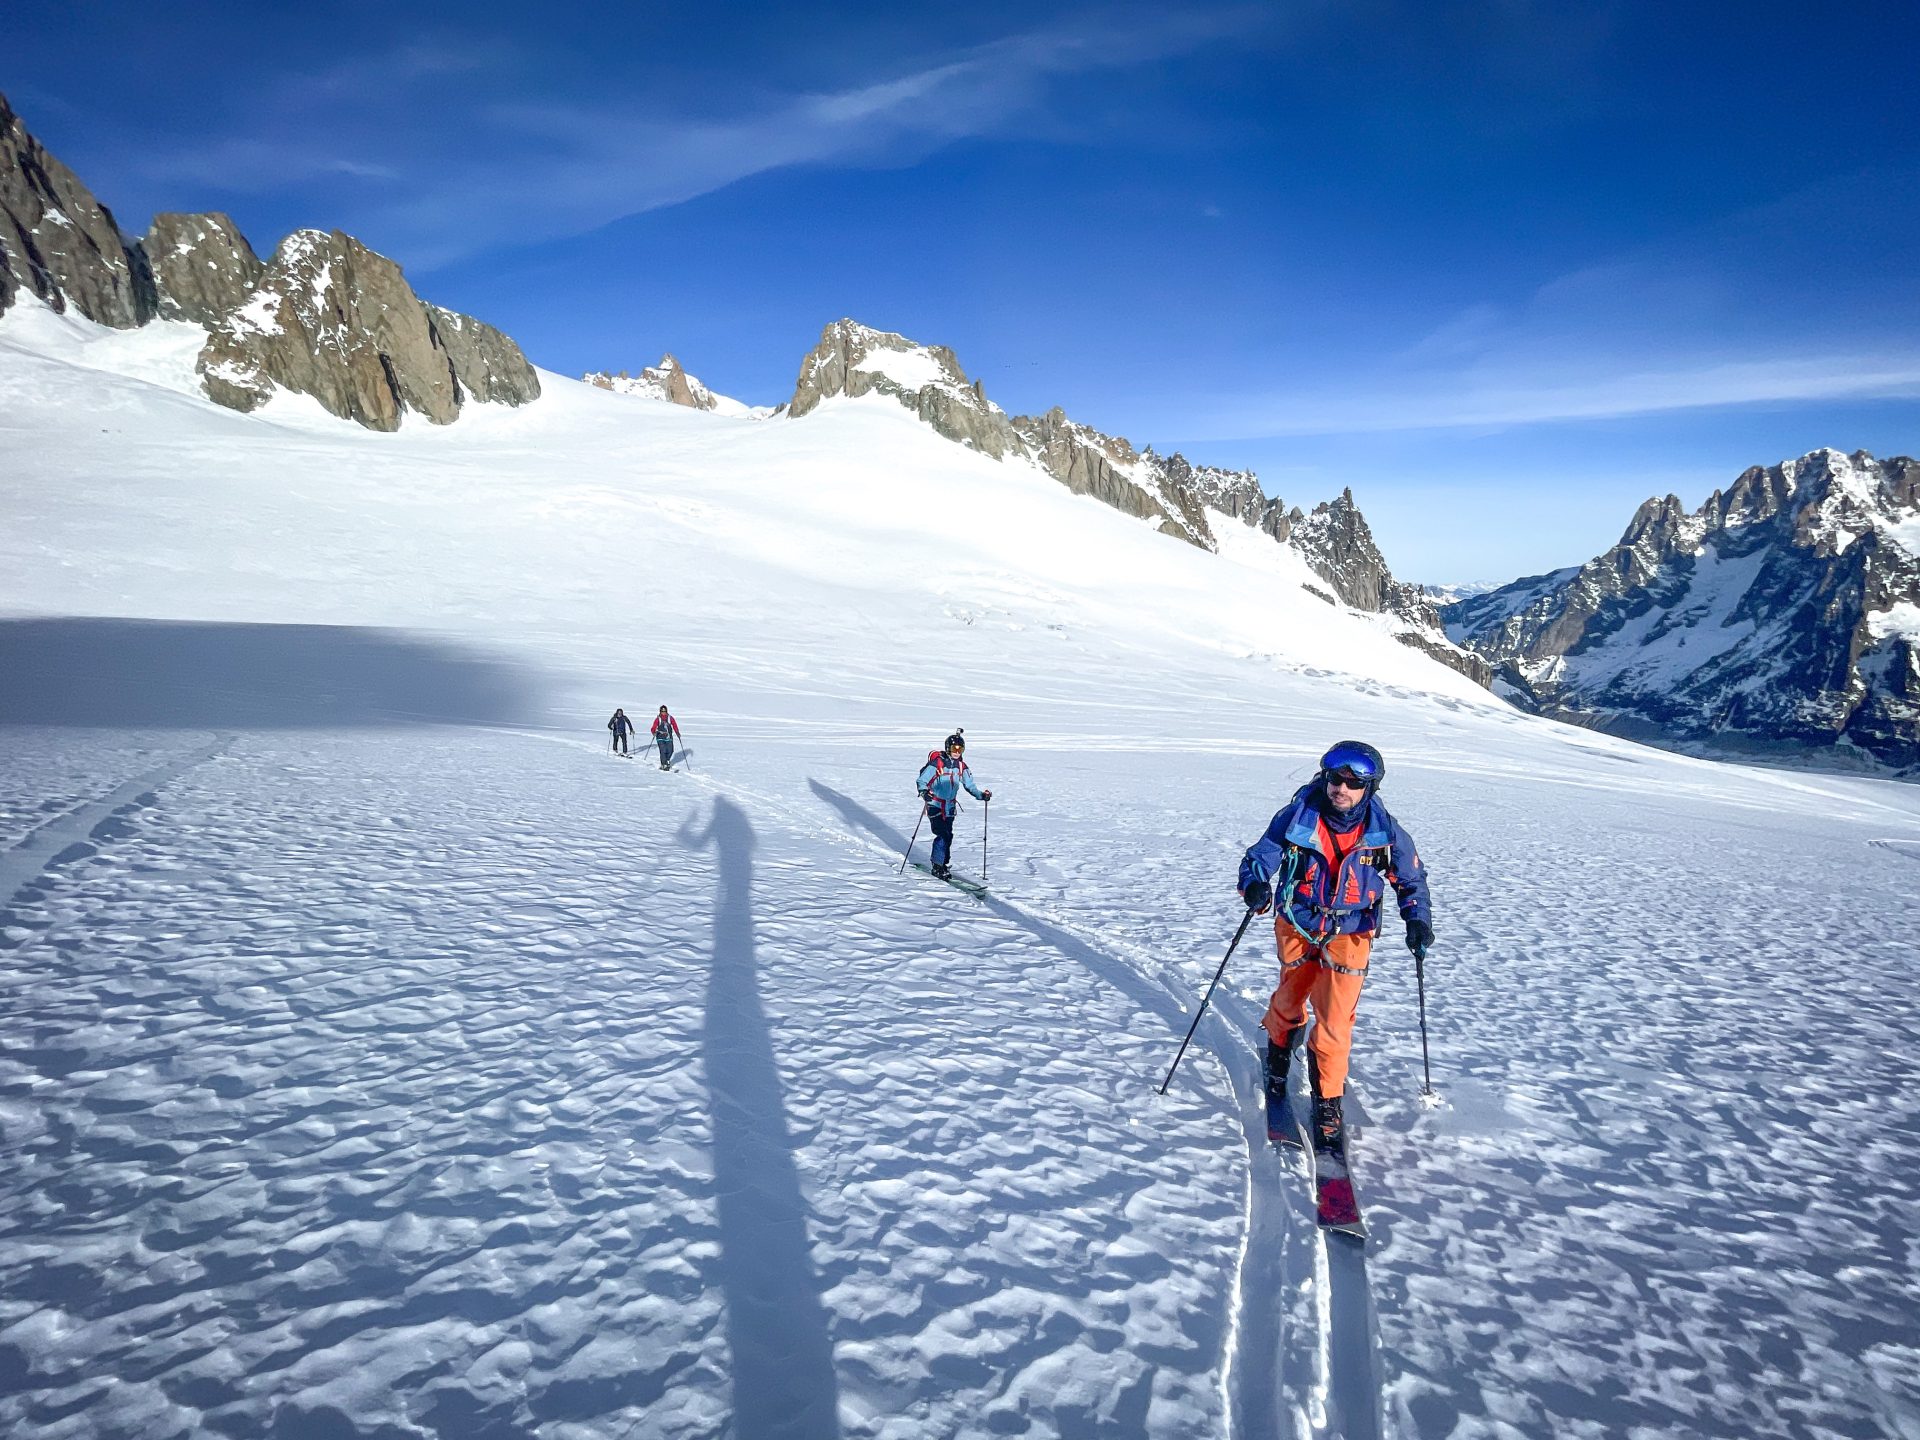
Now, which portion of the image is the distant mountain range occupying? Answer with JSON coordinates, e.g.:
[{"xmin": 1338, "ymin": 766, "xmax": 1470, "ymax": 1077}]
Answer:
[
  {"xmin": 1445, "ymin": 448, "xmax": 1920, "ymax": 769},
  {"xmin": 589, "ymin": 318, "xmax": 1483, "ymax": 681},
  {"xmin": 6, "ymin": 89, "xmax": 1914, "ymax": 768}
]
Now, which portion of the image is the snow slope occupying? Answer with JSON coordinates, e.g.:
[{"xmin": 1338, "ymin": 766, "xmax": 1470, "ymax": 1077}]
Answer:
[{"xmin": 3, "ymin": 302, "xmax": 1920, "ymax": 1440}]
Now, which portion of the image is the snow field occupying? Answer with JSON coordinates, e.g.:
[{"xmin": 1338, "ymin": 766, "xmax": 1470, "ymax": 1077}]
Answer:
[{"xmin": 5, "ymin": 301, "xmax": 1920, "ymax": 1438}]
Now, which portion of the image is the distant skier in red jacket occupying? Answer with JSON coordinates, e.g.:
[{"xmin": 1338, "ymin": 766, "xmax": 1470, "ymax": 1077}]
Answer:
[{"xmin": 651, "ymin": 706, "xmax": 682, "ymax": 770}]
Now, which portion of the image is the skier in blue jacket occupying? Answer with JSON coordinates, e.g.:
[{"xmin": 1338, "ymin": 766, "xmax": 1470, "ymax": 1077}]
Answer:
[
  {"xmin": 916, "ymin": 731, "xmax": 991, "ymax": 880},
  {"xmin": 1238, "ymin": 740, "xmax": 1433, "ymax": 1148}
]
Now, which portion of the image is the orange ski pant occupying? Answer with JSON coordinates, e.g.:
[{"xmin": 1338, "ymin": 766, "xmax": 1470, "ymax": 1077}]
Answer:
[{"xmin": 1261, "ymin": 924, "xmax": 1373, "ymax": 1099}]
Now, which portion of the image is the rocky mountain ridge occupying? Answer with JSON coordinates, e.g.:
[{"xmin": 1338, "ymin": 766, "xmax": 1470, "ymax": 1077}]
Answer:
[
  {"xmin": 583, "ymin": 354, "xmax": 757, "ymax": 416},
  {"xmin": 1445, "ymin": 448, "xmax": 1920, "ymax": 768},
  {"xmin": 2, "ymin": 90, "xmax": 1480, "ymax": 686},
  {"xmin": 777, "ymin": 319, "xmax": 1484, "ymax": 681},
  {"xmin": 0, "ymin": 91, "xmax": 537, "ymax": 430}
]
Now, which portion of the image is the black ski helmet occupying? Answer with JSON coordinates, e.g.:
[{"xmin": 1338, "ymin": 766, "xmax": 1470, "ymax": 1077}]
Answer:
[
  {"xmin": 944, "ymin": 729, "xmax": 966, "ymax": 754},
  {"xmin": 1318, "ymin": 739, "xmax": 1384, "ymax": 791}
]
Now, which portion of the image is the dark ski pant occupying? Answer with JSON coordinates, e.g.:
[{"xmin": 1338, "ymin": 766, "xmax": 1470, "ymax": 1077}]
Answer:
[
  {"xmin": 929, "ymin": 809, "xmax": 956, "ymax": 868},
  {"xmin": 611, "ymin": 731, "xmax": 629, "ymax": 754},
  {"xmin": 657, "ymin": 739, "xmax": 674, "ymax": 768}
]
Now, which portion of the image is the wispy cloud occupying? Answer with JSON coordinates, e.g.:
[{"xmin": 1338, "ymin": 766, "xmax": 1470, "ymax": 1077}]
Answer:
[
  {"xmin": 1196, "ymin": 167, "xmax": 1920, "ymax": 438},
  {"xmin": 130, "ymin": 9, "xmax": 1270, "ymax": 267},
  {"xmin": 1210, "ymin": 353, "xmax": 1920, "ymax": 437}
]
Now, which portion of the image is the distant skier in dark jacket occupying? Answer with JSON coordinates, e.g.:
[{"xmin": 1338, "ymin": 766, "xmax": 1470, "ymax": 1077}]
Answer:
[
  {"xmin": 1238, "ymin": 740, "xmax": 1432, "ymax": 1149},
  {"xmin": 916, "ymin": 730, "xmax": 991, "ymax": 879},
  {"xmin": 651, "ymin": 706, "xmax": 682, "ymax": 770},
  {"xmin": 608, "ymin": 708, "xmax": 633, "ymax": 756}
]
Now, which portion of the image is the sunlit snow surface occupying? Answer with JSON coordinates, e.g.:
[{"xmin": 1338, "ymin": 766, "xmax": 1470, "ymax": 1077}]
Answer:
[{"xmin": 3, "ymin": 303, "xmax": 1920, "ymax": 1439}]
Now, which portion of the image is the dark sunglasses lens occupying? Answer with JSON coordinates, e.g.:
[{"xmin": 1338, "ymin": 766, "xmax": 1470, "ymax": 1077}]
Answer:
[{"xmin": 1330, "ymin": 768, "xmax": 1369, "ymax": 787}]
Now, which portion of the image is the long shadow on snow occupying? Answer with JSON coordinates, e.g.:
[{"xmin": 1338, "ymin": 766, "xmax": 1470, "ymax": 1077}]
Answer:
[
  {"xmin": 0, "ymin": 616, "xmax": 547, "ymax": 728},
  {"xmin": 677, "ymin": 797, "xmax": 842, "ymax": 1440},
  {"xmin": 805, "ymin": 780, "xmax": 1188, "ymax": 1038}
]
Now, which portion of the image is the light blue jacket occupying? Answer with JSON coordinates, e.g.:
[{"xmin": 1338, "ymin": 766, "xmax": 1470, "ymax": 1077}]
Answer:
[{"xmin": 917, "ymin": 751, "xmax": 985, "ymax": 817}]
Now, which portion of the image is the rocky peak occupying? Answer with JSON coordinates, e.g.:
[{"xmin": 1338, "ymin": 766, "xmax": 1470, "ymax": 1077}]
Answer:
[
  {"xmin": 1011, "ymin": 407, "xmax": 1207, "ymax": 543},
  {"xmin": 788, "ymin": 319, "xmax": 1021, "ymax": 459},
  {"xmin": 777, "ymin": 317, "xmax": 1482, "ymax": 682},
  {"xmin": 199, "ymin": 228, "xmax": 538, "ymax": 430},
  {"xmin": 586, "ymin": 353, "xmax": 724, "ymax": 411},
  {"xmin": 1784, "ymin": 448, "xmax": 1918, "ymax": 559},
  {"xmin": 1445, "ymin": 447, "xmax": 1920, "ymax": 768},
  {"xmin": 137, "ymin": 212, "xmax": 262, "ymax": 326},
  {"xmin": 0, "ymin": 90, "xmax": 151, "ymax": 328},
  {"xmin": 1161, "ymin": 450, "xmax": 1264, "ymax": 526},
  {"xmin": 2, "ymin": 93, "xmax": 538, "ymax": 430},
  {"xmin": 1292, "ymin": 490, "xmax": 1432, "ymax": 620}
]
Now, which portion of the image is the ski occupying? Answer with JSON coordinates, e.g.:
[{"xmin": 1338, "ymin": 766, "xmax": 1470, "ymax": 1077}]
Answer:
[
  {"xmin": 1265, "ymin": 1084, "xmax": 1301, "ymax": 1150},
  {"xmin": 1296, "ymin": 1110, "xmax": 1367, "ymax": 1239},
  {"xmin": 908, "ymin": 861, "xmax": 988, "ymax": 900}
]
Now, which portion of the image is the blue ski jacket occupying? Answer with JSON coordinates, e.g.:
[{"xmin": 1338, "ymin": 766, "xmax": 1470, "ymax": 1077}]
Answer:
[
  {"xmin": 917, "ymin": 751, "xmax": 985, "ymax": 818},
  {"xmin": 1238, "ymin": 786, "xmax": 1431, "ymax": 941}
]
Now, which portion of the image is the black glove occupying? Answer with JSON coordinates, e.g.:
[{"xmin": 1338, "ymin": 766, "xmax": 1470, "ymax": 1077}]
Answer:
[
  {"xmin": 1243, "ymin": 880, "xmax": 1272, "ymax": 913},
  {"xmin": 982, "ymin": 790, "xmax": 993, "ymax": 802},
  {"xmin": 1405, "ymin": 918, "xmax": 1434, "ymax": 955}
]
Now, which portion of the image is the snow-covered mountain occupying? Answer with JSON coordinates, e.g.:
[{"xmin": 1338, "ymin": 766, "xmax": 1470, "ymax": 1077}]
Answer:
[
  {"xmin": 1445, "ymin": 448, "xmax": 1920, "ymax": 769},
  {"xmin": 782, "ymin": 319, "xmax": 1484, "ymax": 682},
  {"xmin": 3, "ymin": 88, "xmax": 1475, "ymax": 687},
  {"xmin": 583, "ymin": 353, "xmax": 759, "ymax": 416},
  {"xmin": 0, "ymin": 90, "xmax": 537, "ymax": 429}
]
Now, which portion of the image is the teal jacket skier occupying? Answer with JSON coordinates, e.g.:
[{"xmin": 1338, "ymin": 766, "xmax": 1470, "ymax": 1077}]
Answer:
[{"xmin": 916, "ymin": 730, "xmax": 991, "ymax": 879}]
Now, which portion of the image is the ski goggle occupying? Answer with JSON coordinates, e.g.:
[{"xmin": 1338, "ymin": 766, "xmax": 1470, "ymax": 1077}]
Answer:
[{"xmin": 1325, "ymin": 766, "xmax": 1373, "ymax": 789}]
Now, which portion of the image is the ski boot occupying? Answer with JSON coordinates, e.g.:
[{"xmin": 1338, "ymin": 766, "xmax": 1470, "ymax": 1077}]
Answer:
[
  {"xmin": 1310, "ymin": 1095, "xmax": 1345, "ymax": 1151},
  {"xmin": 1265, "ymin": 1026, "xmax": 1304, "ymax": 1099},
  {"xmin": 932, "ymin": 862, "xmax": 951, "ymax": 880}
]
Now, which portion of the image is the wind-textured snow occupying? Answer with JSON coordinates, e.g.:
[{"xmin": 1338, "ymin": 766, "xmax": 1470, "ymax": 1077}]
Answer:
[{"xmin": 3, "ymin": 300, "xmax": 1919, "ymax": 1440}]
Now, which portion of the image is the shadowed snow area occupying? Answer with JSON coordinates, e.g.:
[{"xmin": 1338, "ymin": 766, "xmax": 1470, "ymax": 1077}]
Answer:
[
  {"xmin": 0, "ymin": 617, "xmax": 547, "ymax": 728},
  {"xmin": 3, "ymin": 303, "xmax": 1920, "ymax": 1438}
]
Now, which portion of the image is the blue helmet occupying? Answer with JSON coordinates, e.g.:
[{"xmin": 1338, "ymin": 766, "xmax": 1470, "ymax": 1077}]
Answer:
[{"xmin": 1318, "ymin": 739, "xmax": 1384, "ymax": 791}]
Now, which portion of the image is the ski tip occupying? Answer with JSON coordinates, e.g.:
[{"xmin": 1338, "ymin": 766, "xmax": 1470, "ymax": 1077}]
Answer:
[{"xmin": 1316, "ymin": 1177, "xmax": 1363, "ymax": 1231}]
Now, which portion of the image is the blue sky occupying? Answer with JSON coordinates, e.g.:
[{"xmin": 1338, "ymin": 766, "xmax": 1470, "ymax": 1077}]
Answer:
[{"xmin": 9, "ymin": 1, "xmax": 1917, "ymax": 583}]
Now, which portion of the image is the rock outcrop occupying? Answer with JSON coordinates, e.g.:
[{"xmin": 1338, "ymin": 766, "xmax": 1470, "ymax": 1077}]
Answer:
[
  {"xmin": 788, "ymin": 319, "xmax": 1023, "ymax": 459},
  {"xmin": 0, "ymin": 90, "xmax": 150, "ymax": 328},
  {"xmin": 201, "ymin": 230, "xmax": 446, "ymax": 428},
  {"xmin": 1009, "ymin": 408, "xmax": 1207, "ymax": 543},
  {"xmin": 1295, "ymin": 492, "xmax": 1492, "ymax": 683},
  {"xmin": 137, "ymin": 212, "xmax": 263, "ymax": 326},
  {"xmin": 584, "ymin": 354, "xmax": 747, "ymax": 414},
  {"xmin": 0, "ymin": 94, "xmax": 539, "ymax": 429},
  {"xmin": 427, "ymin": 304, "xmax": 542, "ymax": 408},
  {"xmin": 1445, "ymin": 449, "xmax": 1920, "ymax": 767},
  {"xmin": 784, "ymin": 318, "xmax": 1485, "ymax": 682}
]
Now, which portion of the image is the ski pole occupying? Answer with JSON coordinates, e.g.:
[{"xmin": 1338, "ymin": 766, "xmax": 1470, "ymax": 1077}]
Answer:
[
  {"xmin": 1413, "ymin": 942, "xmax": 1436, "ymax": 1099},
  {"xmin": 897, "ymin": 797, "xmax": 928, "ymax": 874},
  {"xmin": 981, "ymin": 796, "xmax": 989, "ymax": 884},
  {"xmin": 677, "ymin": 724, "xmax": 692, "ymax": 773},
  {"xmin": 1158, "ymin": 907, "xmax": 1258, "ymax": 1095}
]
